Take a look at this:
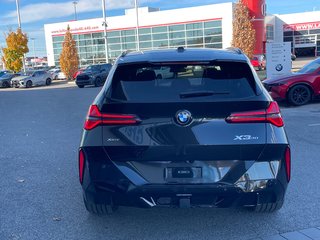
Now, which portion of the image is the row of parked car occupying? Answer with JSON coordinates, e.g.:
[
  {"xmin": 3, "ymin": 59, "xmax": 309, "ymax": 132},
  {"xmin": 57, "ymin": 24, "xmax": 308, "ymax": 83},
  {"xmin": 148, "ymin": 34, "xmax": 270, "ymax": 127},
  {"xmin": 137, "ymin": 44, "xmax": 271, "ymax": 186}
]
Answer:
[
  {"xmin": 0, "ymin": 70, "xmax": 53, "ymax": 88},
  {"xmin": 0, "ymin": 63, "xmax": 113, "ymax": 89}
]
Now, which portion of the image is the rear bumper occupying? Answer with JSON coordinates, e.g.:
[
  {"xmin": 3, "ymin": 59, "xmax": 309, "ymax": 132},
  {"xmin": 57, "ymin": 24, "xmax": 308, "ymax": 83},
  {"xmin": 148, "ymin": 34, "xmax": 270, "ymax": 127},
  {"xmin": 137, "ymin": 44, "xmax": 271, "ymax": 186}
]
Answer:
[
  {"xmin": 76, "ymin": 76, "xmax": 94, "ymax": 86},
  {"xmin": 83, "ymin": 180, "xmax": 285, "ymax": 208},
  {"xmin": 80, "ymin": 147, "xmax": 288, "ymax": 208}
]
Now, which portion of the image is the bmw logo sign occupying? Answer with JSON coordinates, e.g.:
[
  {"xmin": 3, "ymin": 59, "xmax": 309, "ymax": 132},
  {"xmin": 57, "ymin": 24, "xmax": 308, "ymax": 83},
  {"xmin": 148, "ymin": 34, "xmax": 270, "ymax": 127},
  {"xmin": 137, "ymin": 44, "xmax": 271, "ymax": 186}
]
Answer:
[
  {"xmin": 176, "ymin": 110, "xmax": 192, "ymax": 126},
  {"xmin": 275, "ymin": 64, "xmax": 283, "ymax": 72}
]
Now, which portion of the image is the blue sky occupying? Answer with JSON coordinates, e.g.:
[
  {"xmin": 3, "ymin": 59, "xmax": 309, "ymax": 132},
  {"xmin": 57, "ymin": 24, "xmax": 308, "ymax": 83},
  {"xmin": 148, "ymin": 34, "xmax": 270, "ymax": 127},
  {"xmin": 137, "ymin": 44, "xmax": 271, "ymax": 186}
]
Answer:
[{"xmin": 1, "ymin": 0, "xmax": 320, "ymax": 57}]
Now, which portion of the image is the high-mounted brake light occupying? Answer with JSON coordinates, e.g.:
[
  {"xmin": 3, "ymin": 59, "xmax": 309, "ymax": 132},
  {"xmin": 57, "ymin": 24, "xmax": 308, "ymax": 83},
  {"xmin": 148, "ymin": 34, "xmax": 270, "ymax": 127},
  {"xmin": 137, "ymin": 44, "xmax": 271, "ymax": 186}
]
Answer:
[
  {"xmin": 226, "ymin": 101, "xmax": 284, "ymax": 127},
  {"xmin": 84, "ymin": 105, "xmax": 140, "ymax": 130}
]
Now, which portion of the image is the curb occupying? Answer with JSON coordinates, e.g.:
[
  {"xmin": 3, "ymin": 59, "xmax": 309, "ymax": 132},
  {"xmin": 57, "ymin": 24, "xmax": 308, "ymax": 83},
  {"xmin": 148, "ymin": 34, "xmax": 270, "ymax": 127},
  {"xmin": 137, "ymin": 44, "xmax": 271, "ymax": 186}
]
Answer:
[{"xmin": 252, "ymin": 227, "xmax": 320, "ymax": 240}]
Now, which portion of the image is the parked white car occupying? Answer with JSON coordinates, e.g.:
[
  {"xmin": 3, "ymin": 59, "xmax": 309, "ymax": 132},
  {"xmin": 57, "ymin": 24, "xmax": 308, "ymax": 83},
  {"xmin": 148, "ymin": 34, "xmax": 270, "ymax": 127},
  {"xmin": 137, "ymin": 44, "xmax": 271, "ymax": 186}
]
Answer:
[
  {"xmin": 49, "ymin": 68, "xmax": 60, "ymax": 80},
  {"xmin": 11, "ymin": 70, "xmax": 52, "ymax": 88},
  {"xmin": 57, "ymin": 71, "xmax": 66, "ymax": 79}
]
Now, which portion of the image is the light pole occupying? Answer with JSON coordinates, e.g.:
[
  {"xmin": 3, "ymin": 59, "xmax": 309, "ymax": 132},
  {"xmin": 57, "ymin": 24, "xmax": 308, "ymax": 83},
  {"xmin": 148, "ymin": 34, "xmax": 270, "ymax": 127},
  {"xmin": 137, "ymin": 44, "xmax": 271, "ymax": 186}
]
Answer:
[
  {"xmin": 30, "ymin": 38, "xmax": 36, "ymax": 68},
  {"xmin": 101, "ymin": 0, "xmax": 109, "ymax": 63},
  {"xmin": 134, "ymin": 0, "xmax": 140, "ymax": 51},
  {"xmin": 15, "ymin": 0, "xmax": 26, "ymax": 73},
  {"xmin": 72, "ymin": 1, "xmax": 78, "ymax": 21}
]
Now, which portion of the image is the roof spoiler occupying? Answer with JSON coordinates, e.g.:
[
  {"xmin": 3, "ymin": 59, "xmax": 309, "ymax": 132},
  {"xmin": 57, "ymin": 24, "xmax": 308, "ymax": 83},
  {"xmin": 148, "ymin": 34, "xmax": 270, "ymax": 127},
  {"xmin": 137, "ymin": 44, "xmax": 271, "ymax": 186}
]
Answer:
[{"xmin": 225, "ymin": 47, "xmax": 243, "ymax": 55}]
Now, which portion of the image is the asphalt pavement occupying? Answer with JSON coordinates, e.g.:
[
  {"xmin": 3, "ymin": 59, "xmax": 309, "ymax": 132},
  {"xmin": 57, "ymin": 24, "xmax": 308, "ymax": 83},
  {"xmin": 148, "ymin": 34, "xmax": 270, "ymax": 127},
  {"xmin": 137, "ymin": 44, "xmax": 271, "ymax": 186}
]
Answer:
[{"xmin": 0, "ymin": 86, "xmax": 320, "ymax": 240}]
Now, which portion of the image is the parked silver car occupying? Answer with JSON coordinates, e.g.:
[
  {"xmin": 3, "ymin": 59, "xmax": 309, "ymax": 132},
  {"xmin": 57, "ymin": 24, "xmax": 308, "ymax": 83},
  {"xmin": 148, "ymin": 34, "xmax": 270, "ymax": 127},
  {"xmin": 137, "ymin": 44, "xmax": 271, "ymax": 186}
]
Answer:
[
  {"xmin": 0, "ymin": 73, "xmax": 20, "ymax": 88},
  {"xmin": 11, "ymin": 70, "xmax": 52, "ymax": 88}
]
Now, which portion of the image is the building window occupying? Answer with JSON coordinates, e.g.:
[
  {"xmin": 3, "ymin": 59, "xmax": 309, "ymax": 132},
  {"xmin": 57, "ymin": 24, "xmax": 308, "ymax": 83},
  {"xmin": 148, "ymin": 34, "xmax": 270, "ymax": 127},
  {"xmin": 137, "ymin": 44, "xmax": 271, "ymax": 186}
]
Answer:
[
  {"xmin": 310, "ymin": 29, "xmax": 320, "ymax": 34},
  {"xmin": 169, "ymin": 31, "xmax": 185, "ymax": 39},
  {"xmin": 266, "ymin": 25, "xmax": 274, "ymax": 41},
  {"xmin": 140, "ymin": 42, "xmax": 152, "ymax": 48},
  {"xmin": 205, "ymin": 35, "xmax": 222, "ymax": 44},
  {"xmin": 53, "ymin": 36, "xmax": 64, "ymax": 42},
  {"xmin": 283, "ymin": 31, "xmax": 293, "ymax": 37},
  {"xmin": 153, "ymin": 40, "xmax": 168, "ymax": 48},
  {"xmin": 92, "ymin": 33, "xmax": 103, "ymax": 38},
  {"xmin": 204, "ymin": 28, "xmax": 222, "ymax": 35},
  {"xmin": 123, "ymin": 36, "xmax": 136, "ymax": 43},
  {"xmin": 108, "ymin": 31, "xmax": 120, "ymax": 37},
  {"xmin": 121, "ymin": 30, "xmax": 135, "ymax": 36},
  {"xmin": 169, "ymin": 24, "xmax": 184, "ymax": 32},
  {"xmin": 51, "ymin": 19, "xmax": 223, "ymax": 67},
  {"xmin": 153, "ymin": 33, "xmax": 168, "ymax": 40},
  {"xmin": 152, "ymin": 26, "xmax": 167, "ymax": 33},
  {"xmin": 139, "ymin": 28, "xmax": 151, "ymax": 35},
  {"xmin": 169, "ymin": 39, "xmax": 186, "ymax": 47},
  {"xmin": 186, "ymin": 23, "xmax": 202, "ymax": 30},
  {"xmin": 186, "ymin": 30, "xmax": 203, "ymax": 38},
  {"xmin": 294, "ymin": 30, "xmax": 308, "ymax": 36},
  {"xmin": 284, "ymin": 37, "xmax": 293, "ymax": 42},
  {"xmin": 108, "ymin": 37, "xmax": 121, "ymax": 44},
  {"xmin": 205, "ymin": 43, "xmax": 223, "ymax": 49},
  {"xmin": 204, "ymin": 20, "xmax": 222, "ymax": 28},
  {"xmin": 187, "ymin": 37, "xmax": 203, "ymax": 45},
  {"xmin": 139, "ymin": 35, "xmax": 152, "ymax": 41}
]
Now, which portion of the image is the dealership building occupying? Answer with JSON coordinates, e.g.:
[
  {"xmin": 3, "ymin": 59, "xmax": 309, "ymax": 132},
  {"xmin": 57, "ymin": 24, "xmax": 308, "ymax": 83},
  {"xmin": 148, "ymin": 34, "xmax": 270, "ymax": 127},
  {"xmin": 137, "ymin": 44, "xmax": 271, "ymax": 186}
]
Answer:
[{"xmin": 44, "ymin": 1, "xmax": 320, "ymax": 67}]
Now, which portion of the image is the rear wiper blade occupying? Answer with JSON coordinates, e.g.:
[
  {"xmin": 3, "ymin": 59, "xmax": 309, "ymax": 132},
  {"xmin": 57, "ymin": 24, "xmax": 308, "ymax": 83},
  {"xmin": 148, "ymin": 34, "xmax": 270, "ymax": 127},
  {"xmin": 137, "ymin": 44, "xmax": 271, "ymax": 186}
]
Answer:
[{"xmin": 179, "ymin": 91, "xmax": 230, "ymax": 99}]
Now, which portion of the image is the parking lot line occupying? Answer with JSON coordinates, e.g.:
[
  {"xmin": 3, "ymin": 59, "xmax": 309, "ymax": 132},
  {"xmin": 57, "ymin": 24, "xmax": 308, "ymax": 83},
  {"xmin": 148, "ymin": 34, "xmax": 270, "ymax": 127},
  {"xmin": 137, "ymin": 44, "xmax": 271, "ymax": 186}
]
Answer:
[{"xmin": 308, "ymin": 123, "xmax": 320, "ymax": 127}]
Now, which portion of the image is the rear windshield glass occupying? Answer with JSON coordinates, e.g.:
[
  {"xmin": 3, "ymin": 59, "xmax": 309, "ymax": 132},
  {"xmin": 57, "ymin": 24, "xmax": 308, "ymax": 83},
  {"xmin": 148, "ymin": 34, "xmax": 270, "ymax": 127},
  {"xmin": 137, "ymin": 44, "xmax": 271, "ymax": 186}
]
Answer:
[{"xmin": 108, "ymin": 62, "xmax": 257, "ymax": 102}]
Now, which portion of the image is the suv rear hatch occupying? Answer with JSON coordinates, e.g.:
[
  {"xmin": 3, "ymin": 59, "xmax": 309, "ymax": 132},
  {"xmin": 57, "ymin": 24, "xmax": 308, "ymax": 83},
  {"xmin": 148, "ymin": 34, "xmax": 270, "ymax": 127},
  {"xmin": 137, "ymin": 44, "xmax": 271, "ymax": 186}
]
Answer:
[{"xmin": 98, "ymin": 61, "xmax": 275, "ymax": 184}]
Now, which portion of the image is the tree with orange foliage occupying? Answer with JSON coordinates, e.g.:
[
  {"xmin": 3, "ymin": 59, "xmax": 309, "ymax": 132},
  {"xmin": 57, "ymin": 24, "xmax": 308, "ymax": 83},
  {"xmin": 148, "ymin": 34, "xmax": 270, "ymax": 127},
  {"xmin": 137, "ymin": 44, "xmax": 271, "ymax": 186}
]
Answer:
[
  {"xmin": 231, "ymin": 0, "xmax": 256, "ymax": 59},
  {"xmin": 2, "ymin": 28, "xmax": 29, "ymax": 73},
  {"xmin": 59, "ymin": 26, "xmax": 79, "ymax": 81}
]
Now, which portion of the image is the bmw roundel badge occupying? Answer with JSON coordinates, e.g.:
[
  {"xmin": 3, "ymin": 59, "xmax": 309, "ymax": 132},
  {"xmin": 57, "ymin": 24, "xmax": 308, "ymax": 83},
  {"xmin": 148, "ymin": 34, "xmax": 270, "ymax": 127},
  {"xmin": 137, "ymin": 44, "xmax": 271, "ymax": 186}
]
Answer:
[{"xmin": 176, "ymin": 110, "xmax": 192, "ymax": 126}]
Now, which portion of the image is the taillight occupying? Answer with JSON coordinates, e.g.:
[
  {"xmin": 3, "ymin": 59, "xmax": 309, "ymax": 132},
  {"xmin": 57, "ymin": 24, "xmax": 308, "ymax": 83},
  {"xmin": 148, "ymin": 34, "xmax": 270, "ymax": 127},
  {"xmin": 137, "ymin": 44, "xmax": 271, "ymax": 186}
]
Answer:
[
  {"xmin": 226, "ymin": 101, "xmax": 284, "ymax": 127},
  {"xmin": 285, "ymin": 147, "xmax": 291, "ymax": 182},
  {"xmin": 79, "ymin": 149, "xmax": 85, "ymax": 184},
  {"xmin": 84, "ymin": 105, "xmax": 140, "ymax": 130}
]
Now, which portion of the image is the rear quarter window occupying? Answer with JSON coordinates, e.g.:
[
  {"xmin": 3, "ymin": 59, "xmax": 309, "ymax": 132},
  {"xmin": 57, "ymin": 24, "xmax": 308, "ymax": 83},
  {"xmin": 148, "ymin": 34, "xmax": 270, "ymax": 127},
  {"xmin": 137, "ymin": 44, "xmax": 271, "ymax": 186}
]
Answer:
[{"xmin": 107, "ymin": 62, "xmax": 258, "ymax": 102}]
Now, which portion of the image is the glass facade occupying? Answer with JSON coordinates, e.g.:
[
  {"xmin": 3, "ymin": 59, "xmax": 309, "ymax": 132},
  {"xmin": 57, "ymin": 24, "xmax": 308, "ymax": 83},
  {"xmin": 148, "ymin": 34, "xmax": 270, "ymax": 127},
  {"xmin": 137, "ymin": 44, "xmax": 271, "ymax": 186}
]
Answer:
[
  {"xmin": 283, "ymin": 27, "xmax": 320, "ymax": 56},
  {"xmin": 52, "ymin": 19, "xmax": 223, "ymax": 67}
]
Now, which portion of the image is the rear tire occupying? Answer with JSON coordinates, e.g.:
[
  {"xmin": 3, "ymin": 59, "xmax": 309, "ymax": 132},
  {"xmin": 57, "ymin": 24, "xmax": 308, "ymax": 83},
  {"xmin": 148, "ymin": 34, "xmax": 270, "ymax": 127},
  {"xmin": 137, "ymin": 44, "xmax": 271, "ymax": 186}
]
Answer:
[
  {"xmin": 83, "ymin": 196, "xmax": 117, "ymax": 215},
  {"xmin": 251, "ymin": 200, "xmax": 284, "ymax": 213},
  {"xmin": 288, "ymin": 84, "xmax": 311, "ymax": 106},
  {"xmin": 77, "ymin": 85, "xmax": 84, "ymax": 88}
]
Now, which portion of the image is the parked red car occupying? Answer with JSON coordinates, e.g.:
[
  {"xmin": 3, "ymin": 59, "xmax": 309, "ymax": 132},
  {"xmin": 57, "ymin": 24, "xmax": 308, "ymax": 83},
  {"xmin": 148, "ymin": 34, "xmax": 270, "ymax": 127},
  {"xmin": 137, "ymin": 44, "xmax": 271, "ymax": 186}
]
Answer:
[
  {"xmin": 73, "ymin": 68, "xmax": 85, "ymax": 80},
  {"xmin": 263, "ymin": 58, "xmax": 320, "ymax": 106},
  {"xmin": 250, "ymin": 55, "xmax": 266, "ymax": 71}
]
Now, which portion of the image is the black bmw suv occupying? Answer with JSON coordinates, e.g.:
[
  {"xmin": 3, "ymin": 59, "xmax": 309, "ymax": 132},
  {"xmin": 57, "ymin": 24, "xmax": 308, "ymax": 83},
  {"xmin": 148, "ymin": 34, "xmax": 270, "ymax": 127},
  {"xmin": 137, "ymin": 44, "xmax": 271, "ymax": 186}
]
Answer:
[
  {"xmin": 76, "ymin": 63, "xmax": 112, "ymax": 88},
  {"xmin": 79, "ymin": 48, "xmax": 290, "ymax": 214}
]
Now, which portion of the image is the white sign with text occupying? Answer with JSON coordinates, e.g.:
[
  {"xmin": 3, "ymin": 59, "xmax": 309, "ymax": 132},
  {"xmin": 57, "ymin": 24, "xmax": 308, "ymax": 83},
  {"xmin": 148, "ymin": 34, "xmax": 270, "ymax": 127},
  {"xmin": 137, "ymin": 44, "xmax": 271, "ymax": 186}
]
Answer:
[{"xmin": 266, "ymin": 42, "xmax": 292, "ymax": 79}]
